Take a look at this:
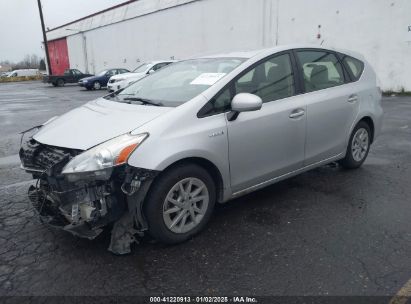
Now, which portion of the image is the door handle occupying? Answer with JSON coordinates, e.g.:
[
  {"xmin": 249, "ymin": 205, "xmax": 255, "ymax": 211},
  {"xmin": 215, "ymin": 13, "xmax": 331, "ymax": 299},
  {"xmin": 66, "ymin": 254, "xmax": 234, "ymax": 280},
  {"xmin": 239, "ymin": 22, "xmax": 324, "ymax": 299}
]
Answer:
[
  {"xmin": 348, "ymin": 94, "xmax": 358, "ymax": 103},
  {"xmin": 289, "ymin": 109, "xmax": 305, "ymax": 119}
]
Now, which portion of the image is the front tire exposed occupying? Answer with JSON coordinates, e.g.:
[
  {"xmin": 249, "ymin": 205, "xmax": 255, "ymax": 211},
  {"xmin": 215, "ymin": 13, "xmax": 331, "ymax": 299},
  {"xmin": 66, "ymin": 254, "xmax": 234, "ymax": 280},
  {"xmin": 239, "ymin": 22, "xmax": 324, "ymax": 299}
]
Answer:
[
  {"xmin": 339, "ymin": 121, "xmax": 371, "ymax": 169},
  {"xmin": 144, "ymin": 164, "xmax": 216, "ymax": 244}
]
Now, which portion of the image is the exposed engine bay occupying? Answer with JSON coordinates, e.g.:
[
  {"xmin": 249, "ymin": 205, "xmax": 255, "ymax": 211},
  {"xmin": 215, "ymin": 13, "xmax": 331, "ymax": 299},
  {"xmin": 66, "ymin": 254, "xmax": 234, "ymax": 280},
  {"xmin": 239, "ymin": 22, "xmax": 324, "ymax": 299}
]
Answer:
[{"xmin": 19, "ymin": 135, "xmax": 157, "ymax": 255}]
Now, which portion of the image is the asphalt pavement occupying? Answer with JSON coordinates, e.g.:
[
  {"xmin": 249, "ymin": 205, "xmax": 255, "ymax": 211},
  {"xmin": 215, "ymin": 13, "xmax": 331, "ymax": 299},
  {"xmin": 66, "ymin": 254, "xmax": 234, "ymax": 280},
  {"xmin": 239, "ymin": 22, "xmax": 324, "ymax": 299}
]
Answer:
[{"xmin": 0, "ymin": 81, "xmax": 410, "ymax": 298}]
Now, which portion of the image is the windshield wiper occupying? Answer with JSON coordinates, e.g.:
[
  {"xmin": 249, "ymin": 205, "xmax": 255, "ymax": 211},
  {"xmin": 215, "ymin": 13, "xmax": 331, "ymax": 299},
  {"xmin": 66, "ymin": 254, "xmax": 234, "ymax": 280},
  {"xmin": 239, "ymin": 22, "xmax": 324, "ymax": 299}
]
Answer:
[{"xmin": 122, "ymin": 97, "xmax": 162, "ymax": 107}]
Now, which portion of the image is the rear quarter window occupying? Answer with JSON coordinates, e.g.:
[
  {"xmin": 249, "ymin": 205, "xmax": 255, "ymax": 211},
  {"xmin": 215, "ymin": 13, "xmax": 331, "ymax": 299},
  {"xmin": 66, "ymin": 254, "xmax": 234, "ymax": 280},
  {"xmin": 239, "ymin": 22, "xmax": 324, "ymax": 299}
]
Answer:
[{"xmin": 342, "ymin": 56, "xmax": 364, "ymax": 81}]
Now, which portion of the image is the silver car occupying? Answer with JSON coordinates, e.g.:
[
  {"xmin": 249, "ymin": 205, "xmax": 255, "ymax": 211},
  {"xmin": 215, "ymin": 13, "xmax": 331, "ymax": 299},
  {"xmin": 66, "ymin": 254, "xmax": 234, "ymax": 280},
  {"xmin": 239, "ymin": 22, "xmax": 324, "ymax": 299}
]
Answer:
[{"xmin": 19, "ymin": 45, "xmax": 383, "ymax": 254}]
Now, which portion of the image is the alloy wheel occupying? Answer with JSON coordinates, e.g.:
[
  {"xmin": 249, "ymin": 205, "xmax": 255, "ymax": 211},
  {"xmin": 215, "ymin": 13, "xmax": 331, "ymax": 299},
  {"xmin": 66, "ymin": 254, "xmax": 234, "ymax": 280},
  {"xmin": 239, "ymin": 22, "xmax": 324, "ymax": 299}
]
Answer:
[
  {"xmin": 162, "ymin": 177, "xmax": 209, "ymax": 234},
  {"xmin": 93, "ymin": 81, "xmax": 101, "ymax": 90},
  {"xmin": 351, "ymin": 128, "xmax": 369, "ymax": 162}
]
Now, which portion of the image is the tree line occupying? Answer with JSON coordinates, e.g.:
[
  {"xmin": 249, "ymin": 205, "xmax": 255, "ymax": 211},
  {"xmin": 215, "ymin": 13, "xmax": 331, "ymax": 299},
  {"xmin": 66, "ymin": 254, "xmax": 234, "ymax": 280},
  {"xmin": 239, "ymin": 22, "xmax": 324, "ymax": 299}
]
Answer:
[{"xmin": 1, "ymin": 54, "xmax": 46, "ymax": 71}]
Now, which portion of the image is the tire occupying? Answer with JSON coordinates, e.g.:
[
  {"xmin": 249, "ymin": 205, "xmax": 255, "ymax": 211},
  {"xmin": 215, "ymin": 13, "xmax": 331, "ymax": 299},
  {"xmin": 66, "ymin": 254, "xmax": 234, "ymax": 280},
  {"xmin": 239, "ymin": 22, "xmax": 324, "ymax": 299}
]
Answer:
[
  {"xmin": 93, "ymin": 81, "xmax": 101, "ymax": 90},
  {"xmin": 57, "ymin": 79, "xmax": 65, "ymax": 87},
  {"xmin": 144, "ymin": 163, "xmax": 216, "ymax": 244},
  {"xmin": 339, "ymin": 121, "xmax": 371, "ymax": 169},
  {"xmin": 52, "ymin": 82, "xmax": 58, "ymax": 87}
]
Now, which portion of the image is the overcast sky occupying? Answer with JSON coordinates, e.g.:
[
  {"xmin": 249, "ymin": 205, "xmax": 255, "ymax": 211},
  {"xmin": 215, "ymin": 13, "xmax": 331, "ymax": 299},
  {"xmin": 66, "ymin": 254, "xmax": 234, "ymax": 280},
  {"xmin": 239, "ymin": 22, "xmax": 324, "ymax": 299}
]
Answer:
[{"xmin": 0, "ymin": 0, "xmax": 126, "ymax": 62}]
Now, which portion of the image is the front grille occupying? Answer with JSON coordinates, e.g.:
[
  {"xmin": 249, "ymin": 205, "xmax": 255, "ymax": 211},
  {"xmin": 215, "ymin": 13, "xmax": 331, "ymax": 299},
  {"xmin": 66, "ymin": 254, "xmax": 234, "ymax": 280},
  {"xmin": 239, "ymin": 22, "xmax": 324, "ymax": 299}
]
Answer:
[{"xmin": 19, "ymin": 139, "xmax": 81, "ymax": 173}]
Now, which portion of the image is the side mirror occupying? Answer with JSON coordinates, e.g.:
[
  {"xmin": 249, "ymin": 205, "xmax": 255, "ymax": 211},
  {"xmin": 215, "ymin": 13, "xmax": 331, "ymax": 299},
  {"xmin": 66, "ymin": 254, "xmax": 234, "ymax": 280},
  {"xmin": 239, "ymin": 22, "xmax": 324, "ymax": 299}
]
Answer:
[
  {"xmin": 148, "ymin": 69, "xmax": 155, "ymax": 74},
  {"xmin": 228, "ymin": 93, "xmax": 262, "ymax": 121}
]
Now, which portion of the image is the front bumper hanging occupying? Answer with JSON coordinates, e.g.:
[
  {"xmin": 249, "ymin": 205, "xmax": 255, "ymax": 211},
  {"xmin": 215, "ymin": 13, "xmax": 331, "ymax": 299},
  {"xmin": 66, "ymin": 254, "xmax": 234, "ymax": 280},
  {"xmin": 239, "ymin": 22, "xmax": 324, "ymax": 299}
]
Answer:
[{"xmin": 20, "ymin": 137, "xmax": 158, "ymax": 254}]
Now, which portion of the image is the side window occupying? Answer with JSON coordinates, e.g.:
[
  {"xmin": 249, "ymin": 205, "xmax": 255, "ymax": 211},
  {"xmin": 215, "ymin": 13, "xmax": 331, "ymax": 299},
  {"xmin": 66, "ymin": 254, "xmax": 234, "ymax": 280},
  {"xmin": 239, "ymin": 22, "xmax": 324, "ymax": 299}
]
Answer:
[
  {"xmin": 234, "ymin": 53, "xmax": 295, "ymax": 103},
  {"xmin": 153, "ymin": 63, "xmax": 167, "ymax": 71},
  {"xmin": 296, "ymin": 51, "xmax": 344, "ymax": 93},
  {"xmin": 342, "ymin": 56, "xmax": 364, "ymax": 81},
  {"xmin": 106, "ymin": 70, "xmax": 116, "ymax": 76},
  {"xmin": 198, "ymin": 87, "xmax": 232, "ymax": 117}
]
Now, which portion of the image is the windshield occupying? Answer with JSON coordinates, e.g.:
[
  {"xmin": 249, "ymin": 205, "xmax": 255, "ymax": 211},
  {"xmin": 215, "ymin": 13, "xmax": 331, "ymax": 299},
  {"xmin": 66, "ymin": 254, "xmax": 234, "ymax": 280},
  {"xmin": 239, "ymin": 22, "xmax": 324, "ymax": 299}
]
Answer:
[
  {"xmin": 97, "ymin": 70, "xmax": 109, "ymax": 76},
  {"xmin": 133, "ymin": 64, "xmax": 151, "ymax": 73},
  {"xmin": 108, "ymin": 58, "xmax": 245, "ymax": 107}
]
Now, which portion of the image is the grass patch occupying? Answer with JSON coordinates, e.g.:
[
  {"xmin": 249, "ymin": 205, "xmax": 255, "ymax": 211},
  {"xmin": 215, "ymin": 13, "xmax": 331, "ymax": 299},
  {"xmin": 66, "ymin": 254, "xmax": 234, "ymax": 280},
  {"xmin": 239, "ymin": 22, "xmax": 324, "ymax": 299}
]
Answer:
[{"xmin": 383, "ymin": 91, "xmax": 411, "ymax": 97}]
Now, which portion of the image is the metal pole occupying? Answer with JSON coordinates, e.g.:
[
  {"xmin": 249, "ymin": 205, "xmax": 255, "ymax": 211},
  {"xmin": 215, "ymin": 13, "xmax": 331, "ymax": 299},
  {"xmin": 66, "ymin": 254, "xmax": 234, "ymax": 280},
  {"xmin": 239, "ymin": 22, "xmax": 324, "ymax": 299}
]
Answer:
[{"xmin": 37, "ymin": 0, "xmax": 51, "ymax": 75}]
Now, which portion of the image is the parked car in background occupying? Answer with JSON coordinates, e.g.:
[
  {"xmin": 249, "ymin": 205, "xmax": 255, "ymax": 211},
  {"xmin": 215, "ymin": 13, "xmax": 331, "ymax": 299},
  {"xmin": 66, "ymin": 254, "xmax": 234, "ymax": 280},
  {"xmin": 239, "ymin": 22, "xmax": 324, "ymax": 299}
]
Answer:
[
  {"xmin": 107, "ymin": 61, "xmax": 175, "ymax": 92},
  {"xmin": 8, "ymin": 69, "xmax": 39, "ymax": 77},
  {"xmin": 79, "ymin": 68, "xmax": 130, "ymax": 90},
  {"xmin": 19, "ymin": 45, "xmax": 383, "ymax": 254},
  {"xmin": 43, "ymin": 69, "xmax": 93, "ymax": 87}
]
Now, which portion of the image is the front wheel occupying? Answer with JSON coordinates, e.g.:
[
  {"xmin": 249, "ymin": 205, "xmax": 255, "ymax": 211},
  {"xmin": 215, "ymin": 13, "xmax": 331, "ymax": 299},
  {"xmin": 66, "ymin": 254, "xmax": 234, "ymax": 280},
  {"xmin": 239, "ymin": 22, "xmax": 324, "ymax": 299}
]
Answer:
[
  {"xmin": 93, "ymin": 81, "xmax": 101, "ymax": 90},
  {"xmin": 339, "ymin": 121, "xmax": 371, "ymax": 169},
  {"xmin": 144, "ymin": 164, "xmax": 216, "ymax": 244}
]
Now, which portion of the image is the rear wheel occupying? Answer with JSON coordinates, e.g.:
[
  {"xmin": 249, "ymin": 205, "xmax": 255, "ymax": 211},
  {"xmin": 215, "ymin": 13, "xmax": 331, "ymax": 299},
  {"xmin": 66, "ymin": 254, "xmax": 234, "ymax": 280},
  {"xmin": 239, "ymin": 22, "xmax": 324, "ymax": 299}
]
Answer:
[
  {"xmin": 339, "ymin": 121, "xmax": 371, "ymax": 169},
  {"xmin": 52, "ymin": 82, "xmax": 58, "ymax": 87},
  {"xmin": 57, "ymin": 79, "xmax": 65, "ymax": 87},
  {"xmin": 144, "ymin": 164, "xmax": 216, "ymax": 244}
]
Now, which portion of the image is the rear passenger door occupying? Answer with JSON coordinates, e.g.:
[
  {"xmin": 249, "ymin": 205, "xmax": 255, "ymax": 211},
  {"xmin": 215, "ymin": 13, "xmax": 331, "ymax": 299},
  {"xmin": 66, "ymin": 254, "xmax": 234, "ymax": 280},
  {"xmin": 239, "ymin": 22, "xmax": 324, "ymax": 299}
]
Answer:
[{"xmin": 294, "ymin": 49, "xmax": 359, "ymax": 165}]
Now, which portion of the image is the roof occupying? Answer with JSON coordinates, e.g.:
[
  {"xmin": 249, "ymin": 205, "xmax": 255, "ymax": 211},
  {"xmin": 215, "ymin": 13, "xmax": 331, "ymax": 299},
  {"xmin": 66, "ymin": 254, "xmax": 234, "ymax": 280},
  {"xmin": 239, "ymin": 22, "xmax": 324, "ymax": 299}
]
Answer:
[
  {"xmin": 46, "ymin": 0, "xmax": 199, "ymax": 41},
  {"xmin": 196, "ymin": 44, "xmax": 340, "ymax": 59},
  {"xmin": 46, "ymin": 0, "xmax": 138, "ymax": 32}
]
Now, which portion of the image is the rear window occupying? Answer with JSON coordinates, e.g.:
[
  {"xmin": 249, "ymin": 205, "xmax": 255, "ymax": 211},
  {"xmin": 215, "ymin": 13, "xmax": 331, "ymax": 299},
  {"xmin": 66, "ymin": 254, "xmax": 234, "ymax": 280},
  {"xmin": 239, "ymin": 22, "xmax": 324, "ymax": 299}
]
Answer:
[{"xmin": 342, "ymin": 56, "xmax": 364, "ymax": 81}]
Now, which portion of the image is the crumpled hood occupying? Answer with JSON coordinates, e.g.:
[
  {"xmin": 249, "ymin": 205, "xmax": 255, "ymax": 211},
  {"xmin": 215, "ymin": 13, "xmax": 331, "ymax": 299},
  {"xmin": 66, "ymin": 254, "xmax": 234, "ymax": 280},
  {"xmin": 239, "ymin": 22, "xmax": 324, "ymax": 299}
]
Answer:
[{"xmin": 33, "ymin": 98, "xmax": 172, "ymax": 150}]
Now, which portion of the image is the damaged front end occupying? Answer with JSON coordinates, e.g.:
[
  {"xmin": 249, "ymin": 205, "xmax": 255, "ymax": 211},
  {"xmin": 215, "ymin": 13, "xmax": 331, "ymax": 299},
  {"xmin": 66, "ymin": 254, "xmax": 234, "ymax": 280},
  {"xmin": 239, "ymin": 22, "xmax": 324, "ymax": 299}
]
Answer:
[{"xmin": 19, "ymin": 132, "xmax": 157, "ymax": 255}]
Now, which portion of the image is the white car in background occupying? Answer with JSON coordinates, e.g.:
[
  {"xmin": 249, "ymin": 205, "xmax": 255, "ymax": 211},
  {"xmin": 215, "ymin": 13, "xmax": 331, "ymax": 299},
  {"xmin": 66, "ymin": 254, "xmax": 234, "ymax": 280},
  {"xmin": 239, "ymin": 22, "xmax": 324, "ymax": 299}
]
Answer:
[
  {"xmin": 7, "ymin": 69, "xmax": 39, "ymax": 77},
  {"xmin": 107, "ymin": 61, "xmax": 175, "ymax": 92}
]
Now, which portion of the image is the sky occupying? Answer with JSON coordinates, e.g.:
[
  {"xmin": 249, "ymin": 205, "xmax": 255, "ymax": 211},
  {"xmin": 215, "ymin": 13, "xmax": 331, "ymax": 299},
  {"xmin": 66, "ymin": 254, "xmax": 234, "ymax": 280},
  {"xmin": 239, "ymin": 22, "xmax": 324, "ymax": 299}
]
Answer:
[{"xmin": 0, "ymin": 0, "xmax": 126, "ymax": 63}]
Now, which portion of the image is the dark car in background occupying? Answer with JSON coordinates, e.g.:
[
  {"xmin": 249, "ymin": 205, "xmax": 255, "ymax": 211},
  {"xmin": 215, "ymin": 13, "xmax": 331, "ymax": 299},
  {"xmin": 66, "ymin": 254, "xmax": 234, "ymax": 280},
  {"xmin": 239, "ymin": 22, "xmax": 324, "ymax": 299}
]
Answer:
[
  {"xmin": 78, "ymin": 68, "xmax": 130, "ymax": 90},
  {"xmin": 43, "ymin": 69, "xmax": 93, "ymax": 87}
]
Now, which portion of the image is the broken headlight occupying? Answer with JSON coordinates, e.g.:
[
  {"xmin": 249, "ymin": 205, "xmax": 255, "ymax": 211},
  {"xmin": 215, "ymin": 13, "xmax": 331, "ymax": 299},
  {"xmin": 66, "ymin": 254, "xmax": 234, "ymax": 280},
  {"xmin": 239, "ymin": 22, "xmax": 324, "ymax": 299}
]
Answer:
[{"xmin": 62, "ymin": 133, "xmax": 148, "ymax": 181}]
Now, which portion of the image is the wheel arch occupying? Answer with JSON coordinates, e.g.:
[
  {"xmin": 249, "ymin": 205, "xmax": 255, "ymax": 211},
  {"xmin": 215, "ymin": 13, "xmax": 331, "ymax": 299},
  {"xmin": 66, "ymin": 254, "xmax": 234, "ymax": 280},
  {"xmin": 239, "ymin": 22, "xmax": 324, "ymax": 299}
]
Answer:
[
  {"xmin": 153, "ymin": 157, "xmax": 225, "ymax": 203},
  {"xmin": 358, "ymin": 116, "xmax": 375, "ymax": 143}
]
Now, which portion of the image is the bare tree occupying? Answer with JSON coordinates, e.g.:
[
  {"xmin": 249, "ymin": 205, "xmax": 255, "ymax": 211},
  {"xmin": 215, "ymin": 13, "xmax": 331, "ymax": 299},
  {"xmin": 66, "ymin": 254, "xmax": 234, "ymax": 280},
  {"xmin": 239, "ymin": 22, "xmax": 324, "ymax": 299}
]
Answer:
[
  {"xmin": 22, "ymin": 55, "xmax": 31, "ymax": 68},
  {"xmin": 30, "ymin": 54, "xmax": 40, "ymax": 68}
]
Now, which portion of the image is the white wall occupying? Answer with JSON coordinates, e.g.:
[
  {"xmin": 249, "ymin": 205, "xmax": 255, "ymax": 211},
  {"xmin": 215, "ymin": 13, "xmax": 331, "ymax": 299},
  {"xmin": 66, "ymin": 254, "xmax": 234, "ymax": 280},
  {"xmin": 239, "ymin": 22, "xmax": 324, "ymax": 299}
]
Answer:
[
  {"xmin": 277, "ymin": 0, "xmax": 411, "ymax": 91},
  {"xmin": 53, "ymin": 0, "xmax": 411, "ymax": 91}
]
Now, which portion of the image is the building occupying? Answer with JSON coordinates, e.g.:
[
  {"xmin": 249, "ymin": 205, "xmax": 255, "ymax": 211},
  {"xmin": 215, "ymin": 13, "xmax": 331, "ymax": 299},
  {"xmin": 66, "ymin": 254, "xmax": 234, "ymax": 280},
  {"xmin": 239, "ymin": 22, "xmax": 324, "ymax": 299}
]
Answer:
[
  {"xmin": 0, "ymin": 64, "xmax": 12, "ymax": 73},
  {"xmin": 45, "ymin": 0, "xmax": 411, "ymax": 91}
]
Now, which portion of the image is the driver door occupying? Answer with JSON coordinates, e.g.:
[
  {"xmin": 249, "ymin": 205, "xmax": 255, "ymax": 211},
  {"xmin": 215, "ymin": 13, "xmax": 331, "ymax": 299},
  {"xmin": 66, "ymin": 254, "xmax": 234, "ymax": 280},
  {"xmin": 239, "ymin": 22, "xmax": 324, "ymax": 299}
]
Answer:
[{"xmin": 226, "ymin": 52, "xmax": 307, "ymax": 193}]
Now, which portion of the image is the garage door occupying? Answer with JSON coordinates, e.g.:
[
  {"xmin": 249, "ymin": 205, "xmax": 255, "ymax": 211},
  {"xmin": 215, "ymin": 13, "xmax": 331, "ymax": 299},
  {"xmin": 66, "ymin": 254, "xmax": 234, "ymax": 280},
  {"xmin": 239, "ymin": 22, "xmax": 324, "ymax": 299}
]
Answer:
[{"xmin": 48, "ymin": 38, "xmax": 70, "ymax": 75}]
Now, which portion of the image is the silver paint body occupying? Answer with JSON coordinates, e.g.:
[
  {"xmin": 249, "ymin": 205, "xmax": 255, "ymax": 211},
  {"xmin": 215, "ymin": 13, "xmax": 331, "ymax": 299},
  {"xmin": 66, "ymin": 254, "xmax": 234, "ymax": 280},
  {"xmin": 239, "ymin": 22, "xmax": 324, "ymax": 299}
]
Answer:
[{"xmin": 33, "ymin": 45, "xmax": 383, "ymax": 203}]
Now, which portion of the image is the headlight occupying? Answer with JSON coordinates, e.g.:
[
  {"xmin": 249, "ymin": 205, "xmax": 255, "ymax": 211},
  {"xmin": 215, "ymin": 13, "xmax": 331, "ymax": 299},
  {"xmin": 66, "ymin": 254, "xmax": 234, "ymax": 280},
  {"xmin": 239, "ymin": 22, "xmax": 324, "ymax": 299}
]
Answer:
[
  {"xmin": 83, "ymin": 79, "xmax": 89, "ymax": 83},
  {"xmin": 62, "ymin": 133, "xmax": 148, "ymax": 180},
  {"xmin": 115, "ymin": 78, "xmax": 125, "ymax": 83}
]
